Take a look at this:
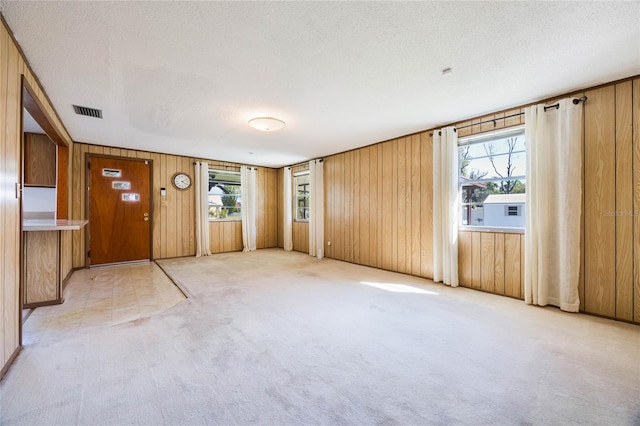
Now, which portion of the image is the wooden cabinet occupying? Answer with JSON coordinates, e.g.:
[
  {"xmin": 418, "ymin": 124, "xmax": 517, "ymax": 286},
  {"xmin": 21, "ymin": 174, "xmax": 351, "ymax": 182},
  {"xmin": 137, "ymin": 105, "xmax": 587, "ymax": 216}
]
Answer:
[
  {"xmin": 23, "ymin": 221, "xmax": 87, "ymax": 308},
  {"xmin": 23, "ymin": 230, "xmax": 60, "ymax": 307},
  {"xmin": 24, "ymin": 132, "xmax": 56, "ymax": 187}
]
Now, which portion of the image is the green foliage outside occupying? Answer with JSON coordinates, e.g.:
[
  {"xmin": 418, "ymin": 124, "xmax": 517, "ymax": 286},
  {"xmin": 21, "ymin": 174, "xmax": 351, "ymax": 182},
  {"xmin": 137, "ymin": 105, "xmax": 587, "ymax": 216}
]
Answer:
[
  {"xmin": 221, "ymin": 184, "xmax": 241, "ymax": 216},
  {"xmin": 209, "ymin": 183, "xmax": 241, "ymax": 220}
]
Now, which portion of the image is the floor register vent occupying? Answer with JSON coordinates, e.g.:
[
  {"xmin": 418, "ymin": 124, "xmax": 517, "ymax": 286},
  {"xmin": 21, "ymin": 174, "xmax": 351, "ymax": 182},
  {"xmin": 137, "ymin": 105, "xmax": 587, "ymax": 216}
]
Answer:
[{"xmin": 73, "ymin": 105, "xmax": 103, "ymax": 119}]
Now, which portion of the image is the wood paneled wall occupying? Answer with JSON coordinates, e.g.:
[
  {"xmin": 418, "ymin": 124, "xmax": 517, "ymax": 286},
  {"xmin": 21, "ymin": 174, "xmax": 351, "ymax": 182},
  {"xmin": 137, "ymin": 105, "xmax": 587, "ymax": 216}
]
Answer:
[
  {"xmin": 455, "ymin": 79, "xmax": 640, "ymax": 324},
  {"xmin": 71, "ymin": 143, "xmax": 278, "ymax": 266},
  {"xmin": 292, "ymin": 221, "xmax": 309, "ymax": 254},
  {"xmin": 456, "ymin": 107, "xmax": 524, "ymax": 138},
  {"xmin": 322, "ymin": 77, "xmax": 639, "ymax": 324},
  {"xmin": 23, "ymin": 231, "xmax": 58, "ymax": 305},
  {"xmin": 581, "ymin": 80, "xmax": 639, "ymax": 322},
  {"xmin": 0, "ymin": 18, "xmax": 73, "ymax": 376},
  {"xmin": 256, "ymin": 167, "xmax": 278, "ymax": 250},
  {"xmin": 324, "ymin": 132, "xmax": 433, "ymax": 277},
  {"xmin": 458, "ymin": 231, "xmax": 524, "ymax": 298},
  {"xmin": 23, "ymin": 132, "xmax": 56, "ymax": 186}
]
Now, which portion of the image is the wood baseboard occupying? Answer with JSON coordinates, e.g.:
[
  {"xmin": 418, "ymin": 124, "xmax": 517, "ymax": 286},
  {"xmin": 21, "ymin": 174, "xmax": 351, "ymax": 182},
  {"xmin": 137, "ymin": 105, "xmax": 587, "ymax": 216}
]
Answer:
[
  {"xmin": 23, "ymin": 298, "xmax": 63, "ymax": 309},
  {"xmin": 0, "ymin": 346, "xmax": 21, "ymax": 381}
]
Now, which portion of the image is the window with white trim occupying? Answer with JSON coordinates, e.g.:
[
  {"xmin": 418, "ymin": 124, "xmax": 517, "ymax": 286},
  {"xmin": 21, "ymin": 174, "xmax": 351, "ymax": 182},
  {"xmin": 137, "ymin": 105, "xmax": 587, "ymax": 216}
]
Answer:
[
  {"xmin": 208, "ymin": 170, "xmax": 241, "ymax": 221},
  {"xmin": 459, "ymin": 126, "xmax": 526, "ymax": 229}
]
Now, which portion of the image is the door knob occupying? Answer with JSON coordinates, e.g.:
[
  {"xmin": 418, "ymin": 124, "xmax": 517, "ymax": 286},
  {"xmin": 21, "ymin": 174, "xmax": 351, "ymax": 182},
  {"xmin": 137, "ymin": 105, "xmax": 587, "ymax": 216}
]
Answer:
[
  {"xmin": 144, "ymin": 217, "xmax": 149, "ymax": 222},
  {"xmin": 143, "ymin": 212, "xmax": 149, "ymax": 217}
]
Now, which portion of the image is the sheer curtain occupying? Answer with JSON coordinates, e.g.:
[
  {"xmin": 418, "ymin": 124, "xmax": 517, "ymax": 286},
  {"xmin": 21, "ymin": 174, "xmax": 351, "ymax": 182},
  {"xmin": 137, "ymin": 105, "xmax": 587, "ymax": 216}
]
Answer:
[
  {"xmin": 194, "ymin": 162, "xmax": 211, "ymax": 257},
  {"xmin": 432, "ymin": 126, "xmax": 459, "ymax": 287},
  {"xmin": 240, "ymin": 166, "xmax": 257, "ymax": 252},
  {"xmin": 308, "ymin": 159, "xmax": 324, "ymax": 259},
  {"xmin": 283, "ymin": 166, "xmax": 293, "ymax": 251},
  {"xmin": 524, "ymin": 98, "xmax": 583, "ymax": 312}
]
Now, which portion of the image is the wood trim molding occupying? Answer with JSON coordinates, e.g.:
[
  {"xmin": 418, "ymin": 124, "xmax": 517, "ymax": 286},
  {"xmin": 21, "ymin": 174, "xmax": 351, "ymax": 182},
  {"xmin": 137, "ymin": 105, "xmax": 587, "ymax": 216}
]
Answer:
[
  {"xmin": 23, "ymin": 298, "xmax": 63, "ymax": 310},
  {"xmin": 61, "ymin": 269, "xmax": 73, "ymax": 291},
  {"xmin": 22, "ymin": 77, "xmax": 67, "ymax": 147},
  {"xmin": 0, "ymin": 346, "xmax": 21, "ymax": 381},
  {"xmin": 75, "ymin": 141, "xmax": 277, "ymax": 172}
]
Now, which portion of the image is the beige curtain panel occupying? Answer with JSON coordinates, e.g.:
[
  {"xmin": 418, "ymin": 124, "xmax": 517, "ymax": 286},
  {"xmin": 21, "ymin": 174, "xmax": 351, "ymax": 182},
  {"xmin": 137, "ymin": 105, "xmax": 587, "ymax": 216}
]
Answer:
[
  {"xmin": 241, "ymin": 166, "xmax": 257, "ymax": 252},
  {"xmin": 194, "ymin": 162, "xmax": 212, "ymax": 257},
  {"xmin": 524, "ymin": 99, "xmax": 583, "ymax": 312},
  {"xmin": 432, "ymin": 126, "xmax": 459, "ymax": 287}
]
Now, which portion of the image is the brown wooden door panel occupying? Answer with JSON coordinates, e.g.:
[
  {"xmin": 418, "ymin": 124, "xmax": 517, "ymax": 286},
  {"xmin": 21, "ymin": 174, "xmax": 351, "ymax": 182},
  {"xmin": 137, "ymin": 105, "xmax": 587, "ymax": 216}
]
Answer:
[{"xmin": 89, "ymin": 156, "xmax": 151, "ymax": 265}]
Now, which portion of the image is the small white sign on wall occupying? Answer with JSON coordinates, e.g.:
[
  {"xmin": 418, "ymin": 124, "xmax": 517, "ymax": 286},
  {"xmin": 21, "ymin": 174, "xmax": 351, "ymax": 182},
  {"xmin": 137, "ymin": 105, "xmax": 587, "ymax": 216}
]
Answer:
[
  {"xmin": 102, "ymin": 169, "xmax": 121, "ymax": 177},
  {"xmin": 112, "ymin": 181, "xmax": 131, "ymax": 190},
  {"xmin": 122, "ymin": 193, "xmax": 139, "ymax": 202}
]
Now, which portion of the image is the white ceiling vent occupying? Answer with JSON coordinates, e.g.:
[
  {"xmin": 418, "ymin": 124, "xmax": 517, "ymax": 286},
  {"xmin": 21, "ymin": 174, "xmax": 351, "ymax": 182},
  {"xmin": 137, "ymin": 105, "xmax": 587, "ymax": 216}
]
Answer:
[{"xmin": 73, "ymin": 105, "xmax": 103, "ymax": 119}]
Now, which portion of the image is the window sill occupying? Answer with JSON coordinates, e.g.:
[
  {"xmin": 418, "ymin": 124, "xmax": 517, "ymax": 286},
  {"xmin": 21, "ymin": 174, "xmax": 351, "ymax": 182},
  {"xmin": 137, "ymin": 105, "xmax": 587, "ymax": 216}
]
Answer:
[
  {"xmin": 459, "ymin": 226, "xmax": 524, "ymax": 234},
  {"xmin": 208, "ymin": 219, "xmax": 241, "ymax": 223},
  {"xmin": 294, "ymin": 220, "xmax": 309, "ymax": 223}
]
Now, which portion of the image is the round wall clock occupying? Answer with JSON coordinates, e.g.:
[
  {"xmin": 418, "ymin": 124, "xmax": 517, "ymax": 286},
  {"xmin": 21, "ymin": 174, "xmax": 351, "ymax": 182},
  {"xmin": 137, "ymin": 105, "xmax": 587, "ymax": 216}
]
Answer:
[{"xmin": 172, "ymin": 172, "xmax": 192, "ymax": 190}]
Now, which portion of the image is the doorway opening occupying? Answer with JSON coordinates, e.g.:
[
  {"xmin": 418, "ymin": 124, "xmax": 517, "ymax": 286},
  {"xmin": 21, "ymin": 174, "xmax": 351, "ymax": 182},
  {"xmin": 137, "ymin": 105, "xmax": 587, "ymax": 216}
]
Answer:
[{"xmin": 20, "ymin": 78, "xmax": 70, "ymax": 344}]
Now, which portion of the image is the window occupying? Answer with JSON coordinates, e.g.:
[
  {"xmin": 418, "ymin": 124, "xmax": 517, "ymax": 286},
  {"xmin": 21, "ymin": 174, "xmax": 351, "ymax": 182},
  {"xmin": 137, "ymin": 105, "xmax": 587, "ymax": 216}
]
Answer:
[
  {"xmin": 208, "ymin": 170, "xmax": 241, "ymax": 221},
  {"xmin": 459, "ymin": 126, "xmax": 526, "ymax": 229},
  {"xmin": 294, "ymin": 172, "xmax": 309, "ymax": 221}
]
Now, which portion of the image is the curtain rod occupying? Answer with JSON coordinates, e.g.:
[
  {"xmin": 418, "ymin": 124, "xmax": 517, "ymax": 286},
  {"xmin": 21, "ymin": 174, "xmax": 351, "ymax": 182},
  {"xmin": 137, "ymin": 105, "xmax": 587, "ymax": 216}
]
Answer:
[
  {"xmin": 289, "ymin": 158, "xmax": 323, "ymax": 168},
  {"xmin": 429, "ymin": 96, "xmax": 587, "ymax": 137},
  {"xmin": 544, "ymin": 96, "xmax": 588, "ymax": 111},
  {"xmin": 455, "ymin": 112, "xmax": 523, "ymax": 131},
  {"xmin": 192, "ymin": 162, "xmax": 240, "ymax": 170},
  {"xmin": 193, "ymin": 163, "xmax": 258, "ymax": 171}
]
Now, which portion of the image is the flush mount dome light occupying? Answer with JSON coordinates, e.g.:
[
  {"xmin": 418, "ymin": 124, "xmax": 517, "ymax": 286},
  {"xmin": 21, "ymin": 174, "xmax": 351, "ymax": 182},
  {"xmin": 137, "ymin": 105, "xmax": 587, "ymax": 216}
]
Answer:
[{"xmin": 248, "ymin": 117, "xmax": 286, "ymax": 132}]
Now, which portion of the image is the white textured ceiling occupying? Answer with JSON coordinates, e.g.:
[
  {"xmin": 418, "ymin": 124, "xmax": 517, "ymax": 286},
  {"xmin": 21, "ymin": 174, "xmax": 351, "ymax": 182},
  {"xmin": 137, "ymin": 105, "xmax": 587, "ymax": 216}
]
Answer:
[{"xmin": 1, "ymin": 1, "xmax": 638, "ymax": 167}]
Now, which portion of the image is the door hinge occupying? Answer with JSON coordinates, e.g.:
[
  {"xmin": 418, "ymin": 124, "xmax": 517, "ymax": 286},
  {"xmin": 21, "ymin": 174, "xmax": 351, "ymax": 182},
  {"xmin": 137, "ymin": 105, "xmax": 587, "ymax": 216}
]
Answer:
[
  {"xmin": 15, "ymin": 182, "xmax": 22, "ymax": 199},
  {"xmin": 87, "ymin": 249, "xmax": 91, "ymax": 258}
]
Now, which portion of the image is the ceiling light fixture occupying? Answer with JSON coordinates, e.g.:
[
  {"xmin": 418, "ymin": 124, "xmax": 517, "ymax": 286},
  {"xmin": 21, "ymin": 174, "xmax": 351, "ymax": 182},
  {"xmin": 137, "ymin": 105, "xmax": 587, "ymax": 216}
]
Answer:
[{"xmin": 248, "ymin": 117, "xmax": 286, "ymax": 132}]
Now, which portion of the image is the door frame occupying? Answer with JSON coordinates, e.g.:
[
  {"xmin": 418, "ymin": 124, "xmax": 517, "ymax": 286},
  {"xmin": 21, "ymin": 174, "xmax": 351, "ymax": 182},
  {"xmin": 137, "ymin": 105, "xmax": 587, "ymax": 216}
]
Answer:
[
  {"xmin": 20, "ymin": 78, "xmax": 70, "ymax": 348},
  {"xmin": 85, "ymin": 153, "xmax": 154, "ymax": 267}
]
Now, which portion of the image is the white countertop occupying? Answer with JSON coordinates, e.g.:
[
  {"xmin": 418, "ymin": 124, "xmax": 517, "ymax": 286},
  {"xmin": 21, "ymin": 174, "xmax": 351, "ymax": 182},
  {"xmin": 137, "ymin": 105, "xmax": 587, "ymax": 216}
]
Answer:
[{"xmin": 24, "ymin": 219, "xmax": 89, "ymax": 231}]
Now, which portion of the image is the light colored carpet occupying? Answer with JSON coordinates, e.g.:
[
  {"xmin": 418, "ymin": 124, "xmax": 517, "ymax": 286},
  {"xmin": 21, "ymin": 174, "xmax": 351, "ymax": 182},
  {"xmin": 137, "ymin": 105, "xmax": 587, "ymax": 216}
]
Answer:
[{"xmin": 1, "ymin": 249, "xmax": 638, "ymax": 425}]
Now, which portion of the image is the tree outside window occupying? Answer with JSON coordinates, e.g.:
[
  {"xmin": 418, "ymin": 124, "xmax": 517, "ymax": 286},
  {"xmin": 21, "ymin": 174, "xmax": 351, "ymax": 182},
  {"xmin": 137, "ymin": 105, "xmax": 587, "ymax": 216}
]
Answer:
[
  {"xmin": 459, "ymin": 127, "xmax": 526, "ymax": 228},
  {"xmin": 294, "ymin": 172, "xmax": 309, "ymax": 221},
  {"xmin": 209, "ymin": 170, "xmax": 242, "ymax": 221}
]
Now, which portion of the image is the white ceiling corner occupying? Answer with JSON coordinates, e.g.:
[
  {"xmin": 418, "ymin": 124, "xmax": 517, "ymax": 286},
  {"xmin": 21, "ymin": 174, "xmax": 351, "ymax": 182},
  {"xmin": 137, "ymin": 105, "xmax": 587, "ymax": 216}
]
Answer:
[{"xmin": 1, "ymin": 1, "xmax": 638, "ymax": 167}]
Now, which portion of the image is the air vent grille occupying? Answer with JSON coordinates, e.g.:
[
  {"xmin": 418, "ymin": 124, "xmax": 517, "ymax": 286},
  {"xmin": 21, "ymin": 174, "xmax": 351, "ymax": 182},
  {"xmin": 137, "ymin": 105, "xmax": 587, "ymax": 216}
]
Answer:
[{"xmin": 73, "ymin": 105, "xmax": 103, "ymax": 119}]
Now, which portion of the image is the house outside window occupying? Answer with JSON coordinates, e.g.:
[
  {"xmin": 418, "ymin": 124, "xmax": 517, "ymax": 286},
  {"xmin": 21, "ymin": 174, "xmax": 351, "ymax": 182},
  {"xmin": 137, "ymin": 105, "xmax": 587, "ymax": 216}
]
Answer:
[
  {"xmin": 208, "ymin": 170, "xmax": 241, "ymax": 221},
  {"xmin": 294, "ymin": 172, "xmax": 309, "ymax": 222},
  {"xmin": 459, "ymin": 126, "xmax": 526, "ymax": 229}
]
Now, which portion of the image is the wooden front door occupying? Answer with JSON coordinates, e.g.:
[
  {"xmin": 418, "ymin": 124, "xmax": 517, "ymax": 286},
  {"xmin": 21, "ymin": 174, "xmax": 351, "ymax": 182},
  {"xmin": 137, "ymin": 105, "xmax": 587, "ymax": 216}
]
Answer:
[{"xmin": 88, "ymin": 156, "xmax": 152, "ymax": 266}]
